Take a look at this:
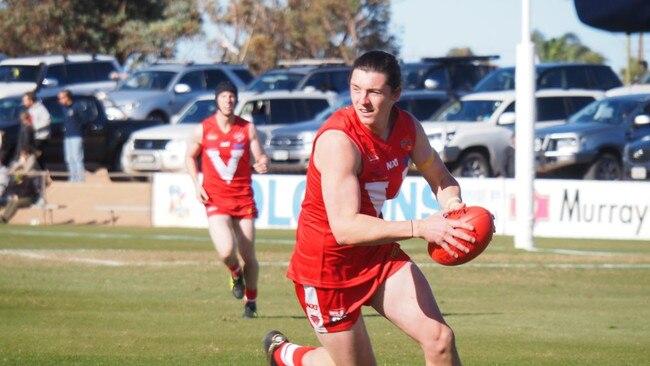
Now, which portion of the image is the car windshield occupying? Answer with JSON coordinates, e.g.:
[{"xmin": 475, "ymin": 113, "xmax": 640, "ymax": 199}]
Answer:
[
  {"xmin": 473, "ymin": 68, "xmax": 517, "ymax": 92},
  {"xmin": 433, "ymin": 99, "xmax": 503, "ymax": 122},
  {"xmin": 0, "ymin": 97, "xmax": 22, "ymax": 123},
  {"xmin": 312, "ymin": 95, "xmax": 351, "ymax": 121},
  {"xmin": 246, "ymin": 72, "xmax": 305, "ymax": 92},
  {"xmin": 117, "ymin": 70, "xmax": 176, "ymax": 91},
  {"xmin": 177, "ymin": 99, "xmax": 216, "ymax": 124},
  {"xmin": 568, "ymin": 98, "xmax": 641, "ymax": 125},
  {"xmin": 0, "ymin": 65, "xmax": 40, "ymax": 83}
]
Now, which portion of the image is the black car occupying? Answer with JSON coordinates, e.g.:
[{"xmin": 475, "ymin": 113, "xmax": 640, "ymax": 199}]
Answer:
[
  {"xmin": 0, "ymin": 92, "xmax": 162, "ymax": 173},
  {"xmin": 474, "ymin": 63, "xmax": 622, "ymax": 92}
]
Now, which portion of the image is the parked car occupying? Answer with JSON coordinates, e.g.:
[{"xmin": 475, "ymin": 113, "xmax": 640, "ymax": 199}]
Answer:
[
  {"xmin": 265, "ymin": 89, "xmax": 452, "ymax": 173},
  {"xmin": 246, "ymin": 59, "xmax": 351, "ymax": 93},
  {"xmin": 0, "ymin": 53, "xmax": 121, "ymax": 98},
  {"xmin": 623, "ymin": 135, "xmax": 650, "ymax": 180},
  {"xmin": 401, "ymin": 55, "xmax": 498, "ymax": 94},
  {"xmin": 473, "ymin": 63, "xmax": 622, "ymax": 93},
  {"xmin": 120, "ymin": 90, "xmax": 338, "ymax": 175},
  {"xmin": 535, "ymin": 93, "xmax": 650, "ymax": 180},
  {"xmin": 421, "ymin": 89, "xmax": 604, "ymax": 177},
  {"xmin": 0, "ymin": 92, "xmax": 161, "ymax": 173},
  {"xmin": 100, "ymin": 62, "xmax": 253, "ymax": 122}
]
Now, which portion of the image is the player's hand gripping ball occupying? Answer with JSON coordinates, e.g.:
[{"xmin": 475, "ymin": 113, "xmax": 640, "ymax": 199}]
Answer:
[{"xmin": 428, "ymin": 206, "xmax": 495, "ymax": 266}]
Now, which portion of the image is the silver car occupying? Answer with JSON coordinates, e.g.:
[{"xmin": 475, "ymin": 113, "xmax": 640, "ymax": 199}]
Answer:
[
  {"xmin": 120, "ymin": 90, "xmax": 337, "ymax": 174},
  {"xmin": 101, "ymin": 62, "xmax": 253, "ymax": 122}
]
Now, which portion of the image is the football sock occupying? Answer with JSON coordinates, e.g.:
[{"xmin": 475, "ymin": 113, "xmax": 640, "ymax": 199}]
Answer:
[
  {"xmin": 227, "ymin": 263, "xmax": 242, "ymax": 278},
  {"xmin": 244, "ymin": 288, "xmax": 257, "ymax": 302},
  {"xmin": 273, "ymin": 343, "xmax": 316, "ymax": 366}
]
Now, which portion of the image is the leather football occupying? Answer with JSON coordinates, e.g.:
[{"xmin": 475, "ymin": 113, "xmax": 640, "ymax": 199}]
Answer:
[{"xmin": 428, "ymin": 206, "xmax": 495, "ymax": 266}]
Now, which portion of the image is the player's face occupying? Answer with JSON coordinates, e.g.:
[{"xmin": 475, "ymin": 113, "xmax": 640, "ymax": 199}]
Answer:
[
  {"xmin": 216, "ymin": 91, "xmax": 237, "ymax": 116},
  {"xmin": 349, "ymin": 69, "xmax": 400, "ymax": 127}
]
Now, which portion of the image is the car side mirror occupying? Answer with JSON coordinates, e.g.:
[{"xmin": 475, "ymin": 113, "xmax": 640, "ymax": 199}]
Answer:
[
  {"xmin": 423, "ymin": 78, "xmax": 440, "ymax": 90},
  {"xmin": 41, "ymin": 77, "xmax": 59, "ymax": 88},
  {"xmin": 633, "ymin": 114, "xmax": 650, "ymax": 126},
  {"xmin": 174, "ymin": 83, "xmax": 191, "ymax": 94},
  {"xmin": 498, "ymin": 112, "xmax": 516, "ymax": 125}
]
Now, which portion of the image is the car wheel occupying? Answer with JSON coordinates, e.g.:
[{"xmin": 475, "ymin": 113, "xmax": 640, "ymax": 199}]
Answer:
[
  {"xmin": 452, "ymin": 151, "xmax": 492, "ymax": 178},
  {"xmin": 583, "ymin": 153, "xmax": 622, "ymax": 180}
]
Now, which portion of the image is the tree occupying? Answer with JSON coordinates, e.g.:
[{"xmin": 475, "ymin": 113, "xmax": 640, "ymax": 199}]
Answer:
[
  {"xmin": 200, "ymin": 0, "xmax": 399, "ymax": 73},
  {"xmin": 0, "ymin": 0, "xmax": 202, "ymax": 64},
  {"xmin": 532, "ymin": 30, "xmax": 606, "ymax": 64}
]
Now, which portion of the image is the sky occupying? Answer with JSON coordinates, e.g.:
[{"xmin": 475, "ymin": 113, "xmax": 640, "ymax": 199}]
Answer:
[
  {"xmin": 390, "ymin": 0, "xmax": 648, "ymax": 74},
  {"xmin": 177, "ymin": 0, "xmax": 649, "ymax": 76}
]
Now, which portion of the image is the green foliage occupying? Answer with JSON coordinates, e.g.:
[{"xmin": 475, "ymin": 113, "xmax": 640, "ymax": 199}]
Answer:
[
  {"xmin": 0, "ymin": 0, "xmax": 202, "ymax": 63},
  {"xmin": 1, "ymin": 225, "xmax": 649, "ymax": 365},
  {"xmin": 532, "ymin": 30, "xmax": 605, "ymax": 64},
  {"xmin": 201, "ymin": 0, "xmax": 399, "ymax": 73}
]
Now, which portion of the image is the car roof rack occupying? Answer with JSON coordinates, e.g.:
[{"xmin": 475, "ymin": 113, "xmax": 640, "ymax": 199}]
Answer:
[
  {"xmin": 277, "ymin": 58, "xmax": 347, "ymax": 67},
  {"xmin": 420, "ymin": 55, "xmax": 500, "ymax": 64}
]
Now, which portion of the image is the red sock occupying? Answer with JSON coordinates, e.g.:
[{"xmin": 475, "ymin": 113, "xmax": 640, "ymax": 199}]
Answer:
[
  {"xmin": 273, "ymin": 343, "xmax": 316, "ymax": 366},
  {"xmin": 227, "ymin": 263, "xmax": 242, "ymax": 278},
  {"xmin": 244, "ymin": 288, "xmax": 257, "ymax": 302}
]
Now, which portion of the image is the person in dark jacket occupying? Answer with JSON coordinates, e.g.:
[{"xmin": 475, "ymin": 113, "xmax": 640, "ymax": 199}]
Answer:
[{"xmin": 58, "ymin": 89, "xmax": 85, "ymax": 182}]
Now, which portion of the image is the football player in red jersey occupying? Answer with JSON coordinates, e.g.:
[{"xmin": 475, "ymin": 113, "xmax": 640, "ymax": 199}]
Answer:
[
  {"xmin": 186, "ymin": 81, "xmax": 269, "ymax": 318},
  {"xmin": 263, "ymin": 51, "xmax": 474, "ymax": 366}
]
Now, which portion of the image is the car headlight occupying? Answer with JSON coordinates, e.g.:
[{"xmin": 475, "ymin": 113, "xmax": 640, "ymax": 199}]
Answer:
[
  {"xmin": 427, "ymin": 131, "xmax": 455, "ymax": 153},
  {"xmin": 553, "ymin": 136, "xmax": 580, "ymax": 153},
  {"xmin": 165, "ymin": 140, "xmax": 187, "ymax": 154},
  {"xmin": 118, "ymin": 101, "xmax": 141, "ymax": 111},
  {"xmin": 298, "ymin": 131, "xmax": 315, "ymax": 146}
]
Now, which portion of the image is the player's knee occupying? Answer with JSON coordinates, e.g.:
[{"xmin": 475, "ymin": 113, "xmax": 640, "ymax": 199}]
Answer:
[{"xmin": 422, "ymin": 324, "xmax": 456, "ymax": 360}]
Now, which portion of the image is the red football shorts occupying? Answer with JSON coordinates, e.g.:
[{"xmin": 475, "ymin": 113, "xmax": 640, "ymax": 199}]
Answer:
[
  {"xmin": 205, "ymin": 202, "xmax": 257, "ymax": 219},
  {"xmin": 293, "ymin": 245, "xmax": 409, "ymax": 333}
]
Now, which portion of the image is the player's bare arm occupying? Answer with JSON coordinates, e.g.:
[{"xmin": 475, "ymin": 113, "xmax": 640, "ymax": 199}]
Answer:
[
  {"xmin": 248, "ymin": 123, "xmax": 269, "ymax": 174},
  {"xmin": 315, "ymin": 129, "xmax": 413, "ymax": 246},
  {"xmin": 409, "ymin": 116, "xmax": 474, "ymax": 256},
  {"xmin": 185, "ymin": 124, "xmax": 208, "ymax": 204}
]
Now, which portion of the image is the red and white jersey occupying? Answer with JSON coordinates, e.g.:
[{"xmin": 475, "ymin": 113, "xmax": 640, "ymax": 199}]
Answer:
[
  {"xmin": 200, "ymin": 115, "xmax": 256, "ymax": 217},
  {"xmin": 287, "ymin": 106, "xmax": 416, "ymax": 288}
]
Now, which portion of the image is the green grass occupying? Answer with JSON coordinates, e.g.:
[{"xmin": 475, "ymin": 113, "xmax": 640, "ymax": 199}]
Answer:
[{"xmin": 1, "ymin": 225, "xmax": 649, "ymax": 365}]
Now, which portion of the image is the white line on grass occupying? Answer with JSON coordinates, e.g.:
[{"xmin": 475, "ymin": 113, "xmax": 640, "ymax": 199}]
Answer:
[
  {"xmin": 1, "ymin": 249, "xmax": 648, "ymax": 269},
  {"xmin": 3, "ymin": 228, "xmax": 296, "ymax": 245}
]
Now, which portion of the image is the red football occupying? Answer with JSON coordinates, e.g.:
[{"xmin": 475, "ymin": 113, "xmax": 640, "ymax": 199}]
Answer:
[{"xmin": 428, "ymin": 206, "xmax": 495, "ymax": 266}]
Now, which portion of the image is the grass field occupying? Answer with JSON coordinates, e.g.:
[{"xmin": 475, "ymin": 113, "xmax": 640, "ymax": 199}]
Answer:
[{"xmin": 1, "ymin": 224, "xmax": 649, "ymax": 365}]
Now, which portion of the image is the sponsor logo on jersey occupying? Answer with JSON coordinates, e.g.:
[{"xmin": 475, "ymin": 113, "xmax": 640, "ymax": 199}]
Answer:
[
  {"xmin": 206, "ymin": 133, "xmax": 218, "ymax": 141},
  {"xmin": 386, "ymin": 158, "xmax": 399, "ymax": 170},
  {"xmin": 220, "ymin": 141, "xmax": 230, "ymax": 147},
  {"xmin": 400, "ymin": 139, "xmax": 413, "ymax": 151},
  {"xmin": 234, "ymin": 132, "xmax": 246, "ymax": 142},
  {"xmin": 233, "ymin": 142, "xmax": 246, "ymax": 149}
]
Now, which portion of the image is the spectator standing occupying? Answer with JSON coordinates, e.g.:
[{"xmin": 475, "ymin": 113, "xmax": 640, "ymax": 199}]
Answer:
[
  {"xmin": 186, "ymin": 81, "xmax": 269, "ymax": 318},
  {"xmin": 22, "ymin": 91, "xmax": 51, "ymax": 168},
  {"xmin": 264, "ymin": 50, "xmax": 472, "ymax": 366},
  {"xmin": 57, "ymin": 90, "xmax": 85, "ymax": 182}
]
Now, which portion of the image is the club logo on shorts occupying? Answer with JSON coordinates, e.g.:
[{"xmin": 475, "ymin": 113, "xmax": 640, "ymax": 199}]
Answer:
[{"xmin": 329, "ymin": 308, "xmax": 347, "ymax": 323}]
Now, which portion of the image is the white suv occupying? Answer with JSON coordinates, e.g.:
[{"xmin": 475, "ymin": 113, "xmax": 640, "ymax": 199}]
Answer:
[
  {"xmin": 0, "ymin": 54, "xmax": 121, "ymax": 98},
  {"xmin": 421, "ymin": 89, "xmax": 605, "ymax": 177},
  {"xmin": 120, "ymin": 90, "xmax": 337, "ymax": 174}
]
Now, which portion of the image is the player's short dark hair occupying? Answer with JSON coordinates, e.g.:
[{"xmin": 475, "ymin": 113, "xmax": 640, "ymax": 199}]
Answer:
[
  {"xmin": 215, "ymin": 81, "xmax": 238, "ymax": 100},
  {"xmin": 351, "ymin": 50, "xmax": 402, "ymax": 91},
  {"xmin": 24, "ymin": 91, "xmax": 37, "ymax": 102}
]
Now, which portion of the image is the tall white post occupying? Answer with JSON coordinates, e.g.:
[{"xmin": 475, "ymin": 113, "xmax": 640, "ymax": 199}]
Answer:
[{"xmin": 514, "ymin": 0, "xmax": 536, "ymax": 250}]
